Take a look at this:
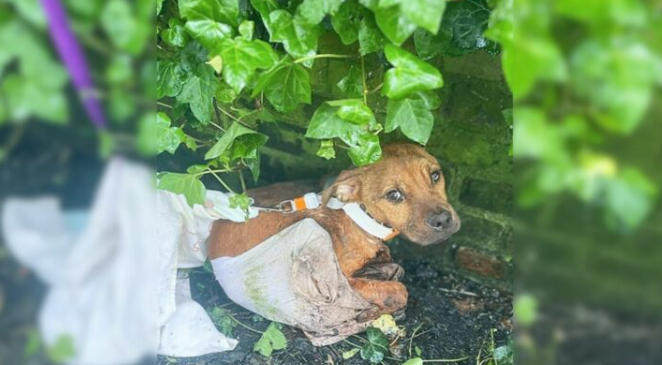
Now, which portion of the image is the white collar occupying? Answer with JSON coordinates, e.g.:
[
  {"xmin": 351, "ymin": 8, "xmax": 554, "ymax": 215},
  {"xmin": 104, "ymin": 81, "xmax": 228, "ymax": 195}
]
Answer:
[{"xmin": 275, "ymin": 193, "xmax": 399, "ymax": 241}]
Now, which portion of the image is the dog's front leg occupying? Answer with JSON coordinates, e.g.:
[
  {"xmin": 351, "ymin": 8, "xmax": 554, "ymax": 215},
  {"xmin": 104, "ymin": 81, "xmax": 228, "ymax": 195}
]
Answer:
[{"xmin": 348, "ymin": 278, "xmax": 408, "ymax": 322}]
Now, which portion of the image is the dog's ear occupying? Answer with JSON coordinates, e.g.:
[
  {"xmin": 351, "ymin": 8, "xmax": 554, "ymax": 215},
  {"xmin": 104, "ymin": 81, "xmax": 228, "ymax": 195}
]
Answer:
[{"xmin": 322, "ymin": 170, "xmax": 362, "ymax": 204}]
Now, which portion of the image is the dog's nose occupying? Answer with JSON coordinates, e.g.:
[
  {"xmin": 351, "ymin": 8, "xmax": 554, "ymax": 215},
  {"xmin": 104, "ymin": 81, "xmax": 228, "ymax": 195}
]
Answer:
[{"xmin": 428, "ymin": 210, "xmax": 454, "ymax": 231}]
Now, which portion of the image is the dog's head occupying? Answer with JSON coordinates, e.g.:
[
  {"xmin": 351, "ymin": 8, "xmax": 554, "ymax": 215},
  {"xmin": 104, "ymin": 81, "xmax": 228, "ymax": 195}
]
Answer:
[{"xmin": 323, "ymin": 143, "xmax": 460, "ymax": 245}]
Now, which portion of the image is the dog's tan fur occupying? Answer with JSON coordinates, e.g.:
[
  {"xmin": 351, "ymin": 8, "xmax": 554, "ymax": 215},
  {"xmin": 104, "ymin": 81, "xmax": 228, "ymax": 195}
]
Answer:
[{"xmin": 208, "ymin": 143, "xmax": 460, "ymax": 320}]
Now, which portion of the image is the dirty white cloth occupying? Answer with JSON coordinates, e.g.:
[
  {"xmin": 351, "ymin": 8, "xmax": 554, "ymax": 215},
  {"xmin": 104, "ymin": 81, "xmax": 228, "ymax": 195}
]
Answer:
[
  {"xmin": 1, "ymin": 158, "xmax": 157, "ymax": 365},
  {"xmin": 213, "ymin": 218, "xmax": 373, "ymax": 346},
  {"xmin": 155, "ymin": 188, "xmax": 258, "ymax": 357}
]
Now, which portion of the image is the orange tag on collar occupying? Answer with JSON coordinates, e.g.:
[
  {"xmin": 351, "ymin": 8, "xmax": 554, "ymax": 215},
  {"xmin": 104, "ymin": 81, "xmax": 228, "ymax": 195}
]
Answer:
[{"xmin": 293, "ymin": 197, "xmax": 307, "ymax": 211}]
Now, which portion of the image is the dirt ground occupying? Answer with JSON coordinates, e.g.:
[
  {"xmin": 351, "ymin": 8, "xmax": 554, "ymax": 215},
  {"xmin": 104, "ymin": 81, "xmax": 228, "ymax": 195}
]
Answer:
[{"xmin": 157, "ymin": 256, "xmax": 513, "ymax": 365}]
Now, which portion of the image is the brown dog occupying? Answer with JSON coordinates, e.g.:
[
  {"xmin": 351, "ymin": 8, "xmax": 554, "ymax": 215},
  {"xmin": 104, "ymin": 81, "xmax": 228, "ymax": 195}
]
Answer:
[{"xmin": 208, "ymin": 143, "xmax": 460, "ymax": 321}]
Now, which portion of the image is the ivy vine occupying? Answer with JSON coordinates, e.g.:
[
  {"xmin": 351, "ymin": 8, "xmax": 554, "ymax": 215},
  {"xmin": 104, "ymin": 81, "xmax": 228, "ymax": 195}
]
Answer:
[{"xmin": 156, "ymin": 0, "xmax": 505, "ymax": 209}]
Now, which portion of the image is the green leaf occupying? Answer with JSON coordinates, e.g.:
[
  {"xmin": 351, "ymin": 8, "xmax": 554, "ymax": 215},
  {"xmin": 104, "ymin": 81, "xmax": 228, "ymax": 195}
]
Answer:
[
  {"xmin": 184, "ymin": 20, "xmax": 234, "ymax": 50},
  {"xmin": 156, "ymin": 112, "xmax": 184, "ymax": 154},
  {"xmin": 178, "ymin": 0, "xmax": 240, "ymax": 27},
  {"xmin": 514, "ymin": 294, "xmax": 538, "ymax": 326},
  {"xmin": 360, "ymin": 327, "xmax": 389, "ymax": 364},
  {"xmin": 239, "ymin": 20, "xmax": 255, "ymax": 40},
  {"xmin": 373, "ymin": 4, "xmax": 417, "ymax": 46},
  {"xmin": 493, "ymin": 344, "xmax": 514, "ymax": 365},
  {"xmin": 342, "ymin": 348, "xmax": 360, "ymax": 359},
  {"xmin": 176, "ymin": 64, "xmax": 217, "ymax": 123},
  {"xmin": 205, "ymin": 122, "xmax": 268, "ymax": 160},
  {"xmin": 215, "ymin": 82, "xmax": 237, "ymax": 103},
  {"xmin": 328, "ymin": 99, "xmax": 374, "ymax": 125},
  {"xmin": 306, "ymin": 103, "xmax": 381, "ymax": 166},
  {"xmin": 109, "ymin": 88, "xmax": 137, "ymax": 122},
  {"xmin": 216, "ymin": 37, "xmax": 278, "ymax": 93},
  {"xmin": 382, "ymin": 44, "xmax": 443, "ymax": 100},
  {"xmin": 0, "ymin": 75, "xmax": 68, "ymax": 124},
  {"xmin": 106, "ymin": 54, "xmax": 133, "ymax": 85},
  {"xmin": 347, "ymin": 133, "xmax": 382, "ymax": 166},
  {"xmin": 269, "ymin": 10, "xmax": 321, "ymax": 64},
  {"xmin": 136, "ymin": 113, "xmax": 157, "ymax": 156},
  {"xmin": 158, "ymin": 173, "xmax": 207, "ymax": 207},
  {"xmin": 229, "ymin": 193, "xmax": 253, "ymax": 218},
  {"xmin": 381, "ymin": 0, "xmax": 446, "ymax": 34},
  {"xmin": 385, "ymin": 94, "xmax": 435, "ymax": 144},
  {"xmin": 101, "ymin": 0, "xmax": 149, "ymax": 54},
  {"xmin": 570, "ymin": 38, "xmax": 659, "ymax": 134},
  {"xmin": 316, "ymin": 140, "xmax": 336, "ymax": 160},
  {"xmin": 331, "ymin": 1, "xmax": 360, "ymax": 45},
  {"xmin": 253, "ymin": 322, "xmax": 288, "ymax": 357},
  {"xmin": 296, "ymin": 0, "xmax": 343, "ymax": 25},
  {"xmin": 46, "ymin": 334, "xmax": 76, "ymax": 363},
  {"xmin": 250, "ymin": 0, "xmax": 280, "ymax": 32},
  {"xmin": 403, "ymin": 358, "xmax": 424, "ymax": 365},
  {"xmin": 252, "ymin": 58, "xmax": 311, "ymax": 112},
  {"xmin": 162, "ymin": 19, "xmax": 189, "ymax": 48},
  {"xmin": 157, "ymin": 60, "xmax": 187, "ymax": 98},
  {"xmin": 208, "ymin": 307, "xmax": 238, "ymax": 336},
  {"xmin": 358, "ymin": 11, "xmax": 386, "ymax": 55},
  {"xmin": 337, "ymin": 65, "xmax": 364, "ymax": 98}
]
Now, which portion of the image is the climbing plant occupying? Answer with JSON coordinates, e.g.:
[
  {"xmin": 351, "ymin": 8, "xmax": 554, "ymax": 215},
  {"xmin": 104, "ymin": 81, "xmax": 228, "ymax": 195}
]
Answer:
[{"xmin": 156, "ymin": 0, "xmax": 502, "ymax": 209}]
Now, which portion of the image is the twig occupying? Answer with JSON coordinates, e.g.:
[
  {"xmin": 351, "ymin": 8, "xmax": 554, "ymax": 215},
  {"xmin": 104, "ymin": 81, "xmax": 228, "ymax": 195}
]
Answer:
[{"xmin": 439, "ymin": 287, "xmax": 479, "ymax": 297}]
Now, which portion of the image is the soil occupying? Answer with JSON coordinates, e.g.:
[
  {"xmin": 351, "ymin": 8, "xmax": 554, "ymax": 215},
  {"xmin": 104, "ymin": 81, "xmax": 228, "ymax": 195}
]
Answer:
[{"xmin": 157, "ymin": 256, "xmax": 513, "ymax": 365}]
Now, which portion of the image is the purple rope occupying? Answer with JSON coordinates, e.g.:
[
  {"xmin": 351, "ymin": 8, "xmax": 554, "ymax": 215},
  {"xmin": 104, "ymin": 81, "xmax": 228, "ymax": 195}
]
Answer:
[{"xmin": 40, "ymin": 0, "xmax": 107, "ymax": 129}]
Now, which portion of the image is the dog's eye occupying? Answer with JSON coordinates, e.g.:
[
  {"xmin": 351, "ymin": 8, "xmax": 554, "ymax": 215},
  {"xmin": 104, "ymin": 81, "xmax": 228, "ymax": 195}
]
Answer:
[
  {"xmin": 385, "ymin": 190, "xmax": 404, "ymax": 202},
  {"xmin": 431, "ymin": 171, "xmax": 441, "ymax": 184}
]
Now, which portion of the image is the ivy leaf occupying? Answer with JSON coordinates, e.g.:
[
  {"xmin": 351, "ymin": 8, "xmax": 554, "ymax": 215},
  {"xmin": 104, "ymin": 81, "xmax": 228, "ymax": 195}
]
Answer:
[
  {"xmin": 358, "ymin": 11, "xmax": 386, "ymax": 55},
  {"xmin": 156, "ymin": 112, "xmax": 184, "ymax": 154},
  {"xmin": 178, "ymin": 0, "xmax": 240, "ymax": 27},
  {"xmin": 250, "ymin": 0, "xmax": 280, "ymax": 32},
  {"xmin": 208, "ymin": 307, "xmax": 237, "ymax": 337},
  {"xmin": 205, "ymin": 122, "xmax": 268, "ymax": 160},
  {"xmin": 253, "ymin": 322, "xmax": 288, "ymax": 357},
  {"xmin": 296, "ymin": 0, "xmax": 343, "ymax": 25},
  {"xmin": 269, "ymin": 10, "xmax": 321, "ymax": 65},
  {"xmin": 360, "ymin": 327, "xmax": 389, "ymax": 364},
  {"xmin": 337, "ymin": 65, "xmax": 364, "ymax": 98},
  {"xmin": 252, "ymin": 58, "xmax": 311, "ymax": 112},
  {"xmin": 316, "ymin": 140, "xmax": 336, "ymax": 160},
  {"xmin": 382, "ymin": 44, "xmax": 443, "ymax": 100},
  {"xmin": 184, "ymin": 20, "xmax": 234, "ymax": 50},
  {"xmin": 391, "ymin": 0, "xmax": 446, "ymax": 35},
  {"xmin": 331, "ymin": 1, "xmax": 360, "ymax": 45},
  {"xmin": 162, "ymin": 19, "xmax": 189, "ymax": 48},
  {"xmin": 306, "ymin": 103, "xmax": 381, "ymax": 166},
  {"xmin": 215, "ymin": 37, "xmax": 278, "ymax": 93},
  {"xmin": 239, "ymin": 20, "xmax": 255, "ymax": 40},
  {"xmin": 385, "ymin": 93, "xmax": 435, "ymax": 145},
  {"xmin": 229, "ymin": 193, "xmax": 253, "ymax": 218},
  {"xmin": 156, "ymin": 60, "xmax": 186, "ymax": 99},
  {"xmin": 158, "ymin": 173, "xmax": 207, "ymax": 207},
  {"xmin": 328, "ymin": 99, "xmax": 374, "ymax": 125},
  {"xmin": 101, "ymin": 0, "xmax": 149, "ymax": 54},
  {"xmin": 215, "ymin": 81, "xmax": 237, "ymax": 103},
  {"xmin": 373, "ymin": 4, "xmax": 417, "ymax": 46},
  {"xmin": 176, "ymin": 64, "xmax": 217, "ymax": 123}
]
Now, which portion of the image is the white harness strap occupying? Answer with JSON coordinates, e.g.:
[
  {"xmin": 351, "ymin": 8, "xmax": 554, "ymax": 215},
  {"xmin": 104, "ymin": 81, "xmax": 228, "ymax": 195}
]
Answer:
[{"xmin": 272, "ymin": 193, "xmax": 399, "ymax": 241}]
